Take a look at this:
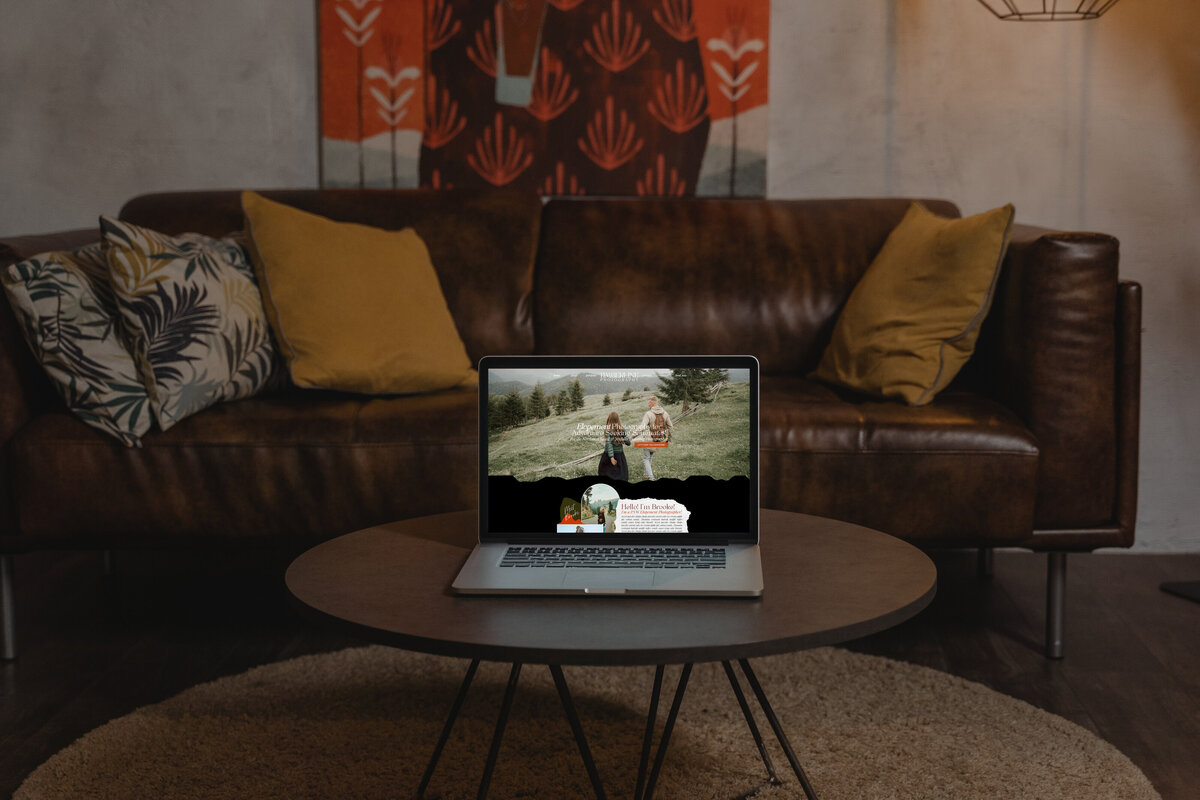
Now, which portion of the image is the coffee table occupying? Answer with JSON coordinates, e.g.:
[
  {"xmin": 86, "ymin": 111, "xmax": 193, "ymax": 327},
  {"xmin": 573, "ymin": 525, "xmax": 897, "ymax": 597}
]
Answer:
[{"xmin": 285, "ymin": 509, "xmax": 936, "ymax": 800}]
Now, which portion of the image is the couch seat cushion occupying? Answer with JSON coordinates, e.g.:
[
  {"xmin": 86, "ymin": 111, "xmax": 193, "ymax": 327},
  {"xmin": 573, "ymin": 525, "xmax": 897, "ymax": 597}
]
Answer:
[
  {"xmin": 760, "ymin": 376, "xmax": 1039, "ymax": 544},
  {"xmin": 8, "ymin": 386, "xmax": 478, "ymax": 542}
]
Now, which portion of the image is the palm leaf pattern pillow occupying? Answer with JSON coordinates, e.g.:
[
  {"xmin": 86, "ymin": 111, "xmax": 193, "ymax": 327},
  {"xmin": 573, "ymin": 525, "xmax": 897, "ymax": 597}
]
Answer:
[
  {"xmin": 2, "ymin": 243, "xmax": 152, "ymax": 446},
  {"xmin": 101, "ymin": 217, "xmax": 281, "ymax": 431}
]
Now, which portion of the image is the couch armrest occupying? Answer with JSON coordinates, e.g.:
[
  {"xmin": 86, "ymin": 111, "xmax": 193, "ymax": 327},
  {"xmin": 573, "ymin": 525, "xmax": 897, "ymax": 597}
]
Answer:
[
  {"xmin": 1112, "ymin": 279, "xmax": 1141, "ymax": 543},
  {"xmin": 0, "ymin": 230, "xmax": 100, "ymax": 532},
  {"xmin": 973, "ymin": 225, "xmax": 1125, "ymax": 532}
]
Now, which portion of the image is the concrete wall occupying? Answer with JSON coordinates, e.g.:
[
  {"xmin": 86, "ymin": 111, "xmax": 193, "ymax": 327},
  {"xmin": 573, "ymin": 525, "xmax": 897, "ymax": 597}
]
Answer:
[
  {"xmin": 0, "ymin": 2, "xmax": 317, "ymax": 226},
  {"xmin": 1, "ymin": 1, "xmax": 1196, "ymax": 551}
]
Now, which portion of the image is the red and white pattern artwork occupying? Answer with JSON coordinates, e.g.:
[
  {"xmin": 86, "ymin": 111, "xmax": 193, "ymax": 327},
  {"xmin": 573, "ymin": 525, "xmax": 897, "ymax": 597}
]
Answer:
[{"xmin": 319, "ymin": 0, "xmax": 768, "ymax": 196}]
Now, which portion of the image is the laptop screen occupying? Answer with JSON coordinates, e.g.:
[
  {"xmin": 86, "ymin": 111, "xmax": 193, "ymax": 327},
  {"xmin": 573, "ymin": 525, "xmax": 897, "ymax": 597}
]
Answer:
[{"xmin": 479, "ymin": 355, "xmax": 759, "ymax": 543}]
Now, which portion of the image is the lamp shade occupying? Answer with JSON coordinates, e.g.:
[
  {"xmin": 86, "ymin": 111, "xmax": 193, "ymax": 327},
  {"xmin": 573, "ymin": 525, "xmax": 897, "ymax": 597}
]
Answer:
[{"xmin": 975, "ymin": 0, "xmax": 1121, "ymax": 20}]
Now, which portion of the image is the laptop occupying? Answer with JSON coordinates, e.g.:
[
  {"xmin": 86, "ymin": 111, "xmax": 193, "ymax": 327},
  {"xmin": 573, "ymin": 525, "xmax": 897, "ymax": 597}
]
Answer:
[{"xmin": 452, "ymin": 355, "xmax": 763, "ymax": 597}]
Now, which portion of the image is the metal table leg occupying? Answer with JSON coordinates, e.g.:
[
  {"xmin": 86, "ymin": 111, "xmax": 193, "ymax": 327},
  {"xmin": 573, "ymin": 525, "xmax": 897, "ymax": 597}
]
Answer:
[
  {"xmin": 476, "ymin": 662, "xmax": 523, "ymax": 800},
  {"xmin": 416, "ymin": 659, "xmax": 480, "ymax": 799},
  {"xmin": 417, "ymin": 658, "xmax": 818, "ymax": 800},
  {"xmin": 634, "ymin": 665, "xmax": 665, "ymax": 800},
  {"xmin": 549, "ymin": 665, "xmax": 608, "ymax": 800},
  {"xmin": 739, "ymin": 658, "xmax": 819, "ymax": 800},
  {"xmin": 641, "ymin": 663, "xmax": 693, "ymax": 800},
  {"xmin": 723, "ymin": 660, "xmax": 781, "ymax": 787}
]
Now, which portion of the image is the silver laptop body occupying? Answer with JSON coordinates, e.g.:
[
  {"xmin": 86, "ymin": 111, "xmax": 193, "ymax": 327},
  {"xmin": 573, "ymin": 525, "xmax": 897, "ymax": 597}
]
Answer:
[{"xmin": 452, "ymin": 355, "xmax": 763, "ymax": 597}]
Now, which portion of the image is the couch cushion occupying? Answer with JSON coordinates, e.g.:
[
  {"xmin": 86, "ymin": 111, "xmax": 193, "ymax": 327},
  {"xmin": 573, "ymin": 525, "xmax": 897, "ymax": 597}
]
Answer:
[
  {"xmin": 533, "ymin": 197, "xmax": 960, "ymax": 374},
  {"xmin": 812, "ymin": 202, "xmax": 1014, "ymax": 405},
  {"xmin": 119, "ymin": 189, "xmax": 542, "ymax": 363},
  {"xmin": 241, "ymin": 191, "xmax": 474, "ymax": 395},
  {"xmin": 2, "ymin": 242, "xmax": 153, "ymax": 446},
  {"xmin": 7, "ymin": 387, "xmax": 478, "ymax": 542},
  {"xmin": 101, "ymin": 216, "xmax": 282, "ymax": 431},
  {"xmin": 10, "ymin": 375, "xmax": 1038, "ymax": 545},
  {"xmin": 759, "ymin": 376, "xmax": 1039, "ymax": 544}
]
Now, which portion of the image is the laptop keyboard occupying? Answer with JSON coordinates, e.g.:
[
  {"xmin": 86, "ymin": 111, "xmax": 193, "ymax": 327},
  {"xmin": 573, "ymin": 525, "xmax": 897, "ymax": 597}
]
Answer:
[{"xmin": 500, "ymin": 545, "xmax": 726, "ymax": 569}]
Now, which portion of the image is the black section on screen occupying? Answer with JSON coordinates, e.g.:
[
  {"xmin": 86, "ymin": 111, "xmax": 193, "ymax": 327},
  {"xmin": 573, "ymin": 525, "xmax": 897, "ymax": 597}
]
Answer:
[{"xmin": 486, "ymin": 475, "xmax": 751, "ymax": 535}]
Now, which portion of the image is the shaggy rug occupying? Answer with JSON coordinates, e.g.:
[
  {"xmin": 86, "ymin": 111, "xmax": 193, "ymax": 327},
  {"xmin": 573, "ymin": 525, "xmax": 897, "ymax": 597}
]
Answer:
[{"xmin": 16, "ymin": 647, "xmax": 1159, "ymax": 799}]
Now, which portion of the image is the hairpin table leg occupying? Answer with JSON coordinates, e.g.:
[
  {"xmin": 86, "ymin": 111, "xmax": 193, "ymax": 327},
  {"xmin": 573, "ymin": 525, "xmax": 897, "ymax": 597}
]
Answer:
[
  {"xmin": 723, "ymin": 660, "xmax": 781, "ymax": 786},
  {"xmin": 477, "ymin": 662, "xmax": 523, "ymax": 800},
  {"xmin": 739, "ymin": 659, "xmax": 819, "ymax": 800},
  {"xmin": 549, "ymin": 665, "xmax": 608, "ymax": 800},
  {"xmin": 416, "ymin": 659, "xmax": 480, "ymax": 799},
  {"xmin": 641, "ymin": 663, "xmax": 693, "ymax": 800},
  {"xmin": 634, "ymin": 665, "xmax": 665, "ymax": 800}
]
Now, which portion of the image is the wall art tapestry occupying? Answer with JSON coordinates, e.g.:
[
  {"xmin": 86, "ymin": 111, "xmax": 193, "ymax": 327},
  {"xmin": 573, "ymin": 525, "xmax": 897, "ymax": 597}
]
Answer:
[{"xmin": 319, "ymin": 0, "xmax": 768, "ymax": 196}]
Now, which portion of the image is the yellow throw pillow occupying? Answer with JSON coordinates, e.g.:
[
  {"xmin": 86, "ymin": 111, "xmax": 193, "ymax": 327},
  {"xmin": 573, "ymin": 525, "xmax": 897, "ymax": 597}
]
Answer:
[
  {"xmin": 812, "ymin": 201, "xmax": 1015, "ymax": 405},
  {"xmin": 241, "ymin": 191, "xmax": 475, "ymax": 394}
]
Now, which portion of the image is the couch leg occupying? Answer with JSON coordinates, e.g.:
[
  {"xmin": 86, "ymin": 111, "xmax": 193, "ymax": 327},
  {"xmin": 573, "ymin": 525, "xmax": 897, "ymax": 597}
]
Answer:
[
  {"xmin": 977, "ymin": 547, "xmax": 995, "ymax": 580},
  {"xmin": 1, "ymin": 555, "xmax": 15, "ymax": 662},
  {"xmin": 1046, "ymin": 552, "xmax": 1067, "ymax": 660}
]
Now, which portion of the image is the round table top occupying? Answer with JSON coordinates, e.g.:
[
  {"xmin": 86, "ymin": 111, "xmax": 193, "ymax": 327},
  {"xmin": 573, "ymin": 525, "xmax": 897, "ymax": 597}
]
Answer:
[{"xmin": 285, "ymin": 509, "xmax": 937, "ymax": 666}]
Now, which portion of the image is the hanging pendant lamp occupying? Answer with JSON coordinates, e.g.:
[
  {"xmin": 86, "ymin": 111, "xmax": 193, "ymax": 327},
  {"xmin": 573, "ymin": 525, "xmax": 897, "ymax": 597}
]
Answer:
[{"xmin": 975, "ymin": 0, "xmax": 1121, "ymax": 20}]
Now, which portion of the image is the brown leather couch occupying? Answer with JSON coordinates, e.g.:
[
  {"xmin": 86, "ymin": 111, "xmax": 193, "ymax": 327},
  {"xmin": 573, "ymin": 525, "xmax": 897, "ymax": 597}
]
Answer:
[{"xmin": 0, "ymin": 189, "xmax": 1140, "ymax": 660}]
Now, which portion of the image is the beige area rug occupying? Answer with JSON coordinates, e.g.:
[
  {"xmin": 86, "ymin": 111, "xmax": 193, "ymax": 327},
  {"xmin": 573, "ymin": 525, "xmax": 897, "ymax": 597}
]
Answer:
[{"xmin": 17, "ymin": 647, "xmax": 1159, "ymax": 800}]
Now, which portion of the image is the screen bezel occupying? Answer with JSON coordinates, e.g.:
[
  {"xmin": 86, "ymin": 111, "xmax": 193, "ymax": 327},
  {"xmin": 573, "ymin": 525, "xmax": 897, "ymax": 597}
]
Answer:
[{"xmin": 478, "ymin": 354, "xmax": 760, "ymax": 545}]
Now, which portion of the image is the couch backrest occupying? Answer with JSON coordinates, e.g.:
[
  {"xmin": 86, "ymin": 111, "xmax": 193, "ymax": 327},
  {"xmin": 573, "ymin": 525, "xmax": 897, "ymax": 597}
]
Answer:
[
  {"xmin": 4, "ymin": 192, "xmax": 962, "ymax": 426},
  {"xmin": 533, "ymin": 197, "xmax": 959, "ymax": 374},
  {"xmin": 119, "ymin": 189, "xmax": 544, "ymax": 362}
]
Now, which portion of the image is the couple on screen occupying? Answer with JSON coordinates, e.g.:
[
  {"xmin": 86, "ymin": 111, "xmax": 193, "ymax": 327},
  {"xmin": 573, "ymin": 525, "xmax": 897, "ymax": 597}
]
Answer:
[{"xmin": 598, "ymin": 397, "xmax": 674, "ymax": 483}]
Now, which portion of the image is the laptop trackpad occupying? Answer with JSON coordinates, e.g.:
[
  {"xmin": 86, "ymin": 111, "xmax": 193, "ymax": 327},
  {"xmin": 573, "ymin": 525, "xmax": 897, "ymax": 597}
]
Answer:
[{"xmin": 563, "ymin": 570, "xmax": 655, "ymax": 590}]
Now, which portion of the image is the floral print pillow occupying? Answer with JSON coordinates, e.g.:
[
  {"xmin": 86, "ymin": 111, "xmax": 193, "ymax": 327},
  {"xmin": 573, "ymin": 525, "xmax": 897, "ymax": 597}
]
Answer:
[
  {"xmin": 101, "ymin": 216, "xmax": 281, "ymax": 432},
  {"xmin": 2, "ymin": 243, "xmax": 152, "ymax": 446}
]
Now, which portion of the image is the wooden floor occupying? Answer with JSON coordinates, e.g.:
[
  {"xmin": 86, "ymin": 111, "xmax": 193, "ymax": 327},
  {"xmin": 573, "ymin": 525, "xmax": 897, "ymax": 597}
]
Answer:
[{"xmin": 1, "ymin": 546, "xmax": 1198, "ymax": 799}]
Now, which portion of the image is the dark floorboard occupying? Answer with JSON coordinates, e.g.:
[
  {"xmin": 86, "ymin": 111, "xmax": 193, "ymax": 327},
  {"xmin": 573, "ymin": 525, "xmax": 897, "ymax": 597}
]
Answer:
[{"xmin": 1, "ymin": 546, "xmax": 1198, "ymax": 799}]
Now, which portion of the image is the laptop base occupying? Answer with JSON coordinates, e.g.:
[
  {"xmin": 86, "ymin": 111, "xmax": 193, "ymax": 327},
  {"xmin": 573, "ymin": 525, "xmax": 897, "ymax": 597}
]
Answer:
[{"xmin": 452, "ymin": 543, "xmax": 763, "ymax": 597}]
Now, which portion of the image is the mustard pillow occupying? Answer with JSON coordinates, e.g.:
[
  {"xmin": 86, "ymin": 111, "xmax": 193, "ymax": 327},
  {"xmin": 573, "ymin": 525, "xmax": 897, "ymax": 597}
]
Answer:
[
  {"xmin": 812, "ymin": 201, "xmax": 1015, "ymax": 405},
  {"xmin": 241, "ymin": 191, "xmax": 475, "ymax": 394}
]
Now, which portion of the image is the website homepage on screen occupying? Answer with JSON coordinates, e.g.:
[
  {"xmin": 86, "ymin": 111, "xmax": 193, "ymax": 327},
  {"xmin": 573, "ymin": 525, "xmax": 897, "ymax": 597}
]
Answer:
[{"xmin": 485, "ymin": 366, "xmax": 752, "ymax": 536}]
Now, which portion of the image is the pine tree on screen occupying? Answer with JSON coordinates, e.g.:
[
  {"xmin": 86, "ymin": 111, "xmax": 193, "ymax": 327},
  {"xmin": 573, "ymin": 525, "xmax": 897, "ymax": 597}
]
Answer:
[
  {"xmin": 656, "ymin": 368, "xmax": 730, "ymax": 404},
  {"xmin": 499, "ymin": 388, "xmax": 527, "ymax": 428},
  {"xmin": 529, "ymin": 382, "xmax": 550, "ymax": 419},
  {"xmin": 487, "ymin": 395, "xmax": 505, "ymax": 433},
  {"xmin": 569, "ymin": 379, "xmax": 585, "ymax": 411}
]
